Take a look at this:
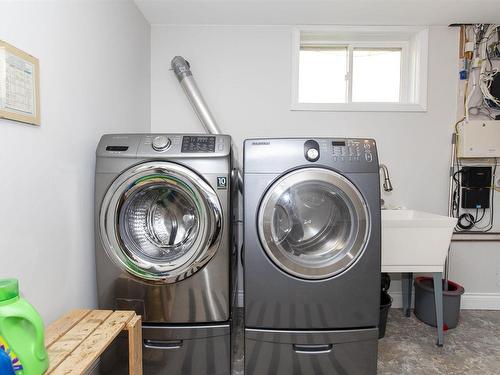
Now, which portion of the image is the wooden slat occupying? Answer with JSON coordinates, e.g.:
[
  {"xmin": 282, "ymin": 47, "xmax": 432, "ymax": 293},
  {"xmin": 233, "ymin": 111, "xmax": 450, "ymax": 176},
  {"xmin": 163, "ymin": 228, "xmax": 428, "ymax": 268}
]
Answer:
[
  {"xmin": 46, "ymin": 310, "xmax": 113, "ymax": 374},
  {"xmin": 127, "ymin": 315, "xmax": 143, "ymax": 375},
  {"xmin": 51, "ymin": 310, "xmax": 135, "ymax": 375},
  {"xmin": 45, "ymin": 309, "xmax": 90, "ymax": 348}
]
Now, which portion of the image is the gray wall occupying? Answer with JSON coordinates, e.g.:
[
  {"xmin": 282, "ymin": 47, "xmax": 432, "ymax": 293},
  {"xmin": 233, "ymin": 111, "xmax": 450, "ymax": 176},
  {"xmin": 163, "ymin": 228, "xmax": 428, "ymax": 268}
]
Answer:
[{"xmin": 0, "ymin": 0, "xmax": 151, "ymax": 323}]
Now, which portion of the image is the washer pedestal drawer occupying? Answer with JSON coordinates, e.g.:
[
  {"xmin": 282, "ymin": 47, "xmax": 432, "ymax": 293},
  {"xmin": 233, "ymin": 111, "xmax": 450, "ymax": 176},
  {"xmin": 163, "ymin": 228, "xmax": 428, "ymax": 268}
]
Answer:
[{"xmin": 245, "ymin": 327, "xmax": 378, "ymax": 375}]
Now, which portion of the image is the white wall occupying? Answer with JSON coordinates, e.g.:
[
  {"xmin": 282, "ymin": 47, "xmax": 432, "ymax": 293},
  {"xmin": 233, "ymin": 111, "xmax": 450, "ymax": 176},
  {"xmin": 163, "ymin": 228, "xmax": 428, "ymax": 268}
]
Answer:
[
  {"xmin": 151, "ymin": 25, "xmax": 500, "ymax": 308},
  {"xmin": 0, "ymin": 0, "xmax": 150, "ymax": 324}
]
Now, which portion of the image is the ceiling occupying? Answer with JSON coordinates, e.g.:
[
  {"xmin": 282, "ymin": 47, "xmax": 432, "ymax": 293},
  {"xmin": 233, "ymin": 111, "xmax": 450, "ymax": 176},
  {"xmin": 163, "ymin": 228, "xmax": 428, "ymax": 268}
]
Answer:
[{"xmin": 134, "ymin": 0, "xmax": 500, "ymax": 26}]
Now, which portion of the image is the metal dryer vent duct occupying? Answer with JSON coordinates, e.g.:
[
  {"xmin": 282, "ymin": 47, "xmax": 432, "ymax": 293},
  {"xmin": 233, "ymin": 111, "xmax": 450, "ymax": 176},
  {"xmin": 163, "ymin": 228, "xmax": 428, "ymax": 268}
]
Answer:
[
  {"xmin": 171, "ymin": 56, "xmax": 222, "ymax": 135},
  {"xmin": 171, "ymin": 56, "xmax": 243, "ymax": 191}
]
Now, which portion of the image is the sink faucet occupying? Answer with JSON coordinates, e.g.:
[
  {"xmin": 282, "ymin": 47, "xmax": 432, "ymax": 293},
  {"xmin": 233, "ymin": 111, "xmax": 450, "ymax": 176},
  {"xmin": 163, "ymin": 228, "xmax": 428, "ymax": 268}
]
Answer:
[{"xmin": 379, "ymin": 164, "xmax": 393, "ymax": 192}]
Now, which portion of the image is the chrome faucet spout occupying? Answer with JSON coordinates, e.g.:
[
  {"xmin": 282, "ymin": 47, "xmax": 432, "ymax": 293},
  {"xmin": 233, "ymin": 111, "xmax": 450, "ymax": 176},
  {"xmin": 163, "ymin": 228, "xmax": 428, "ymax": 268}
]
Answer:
[{"xmin": 379, "ymin": 164, "xmax": 393, "ymax": 192}]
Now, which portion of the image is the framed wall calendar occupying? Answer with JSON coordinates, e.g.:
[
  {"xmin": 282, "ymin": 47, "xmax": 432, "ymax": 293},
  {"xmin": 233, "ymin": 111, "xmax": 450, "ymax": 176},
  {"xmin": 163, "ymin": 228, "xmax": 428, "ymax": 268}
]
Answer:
[{"xmin": 0, "ymin": 40, "xmax": 41, "ymax": 125}]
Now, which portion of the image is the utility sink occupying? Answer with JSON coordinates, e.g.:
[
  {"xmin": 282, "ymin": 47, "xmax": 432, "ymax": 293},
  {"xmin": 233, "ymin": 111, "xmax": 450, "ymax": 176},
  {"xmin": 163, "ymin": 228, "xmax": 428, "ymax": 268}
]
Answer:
[{"xmin": 381, "ymin": 210, "xmax": 457, "ymax": 273}]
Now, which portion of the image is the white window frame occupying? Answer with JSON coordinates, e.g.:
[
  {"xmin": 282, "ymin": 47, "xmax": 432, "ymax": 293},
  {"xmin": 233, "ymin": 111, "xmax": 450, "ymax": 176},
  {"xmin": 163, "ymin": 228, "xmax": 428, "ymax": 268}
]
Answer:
[{"xmin": 291, "ymin": 26, "xmax": 429, "ymax": 112}]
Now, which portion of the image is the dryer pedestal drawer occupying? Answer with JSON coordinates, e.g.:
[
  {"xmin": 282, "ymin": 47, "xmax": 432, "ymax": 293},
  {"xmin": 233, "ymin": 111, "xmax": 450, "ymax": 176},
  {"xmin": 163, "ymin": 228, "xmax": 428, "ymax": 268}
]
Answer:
[{"xmin": 245, "ymin": 327, "xmax": 378, "ymax": 375}]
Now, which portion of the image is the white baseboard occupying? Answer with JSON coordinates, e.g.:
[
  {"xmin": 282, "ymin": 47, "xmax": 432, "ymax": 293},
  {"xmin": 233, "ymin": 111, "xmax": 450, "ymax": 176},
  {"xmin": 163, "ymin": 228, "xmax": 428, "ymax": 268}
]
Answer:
[
  {"xmin": 238, "ymin": 291, "xmax": 500, "ymax": 310},
  {"xmin": 388, "ymin": 291, "xmax": 500, "ymax": 310},
  {"xmin": 460, "ymin": 293, "xmax": 500, "ymax": 310}
]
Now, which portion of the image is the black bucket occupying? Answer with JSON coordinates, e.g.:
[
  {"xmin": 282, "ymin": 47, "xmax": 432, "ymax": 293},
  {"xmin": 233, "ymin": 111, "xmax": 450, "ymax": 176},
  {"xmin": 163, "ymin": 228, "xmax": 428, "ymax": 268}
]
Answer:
[
  {"xmin": 379, "ymin": 291, "xmax": 392, "ymax": 339},
  {"xmin": 414, "ymin": 277, "xmax": 465, "ymax": 329}
]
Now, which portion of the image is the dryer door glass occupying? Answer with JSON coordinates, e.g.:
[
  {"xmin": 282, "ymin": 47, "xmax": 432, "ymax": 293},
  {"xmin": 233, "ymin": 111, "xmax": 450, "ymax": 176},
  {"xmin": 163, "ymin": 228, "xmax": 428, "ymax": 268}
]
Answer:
[
  {"xmin": 258, "ymin": 168, "xmax": 369, "ymax": 279},
  {"xmin": 100, "ymin": 162, "xmax": 223, "ymax": 283}
]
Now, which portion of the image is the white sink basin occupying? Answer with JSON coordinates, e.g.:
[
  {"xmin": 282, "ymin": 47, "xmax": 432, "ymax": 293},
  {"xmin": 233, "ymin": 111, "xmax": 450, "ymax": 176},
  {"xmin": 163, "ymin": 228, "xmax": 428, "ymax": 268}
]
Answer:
[{"xmin": 381, "ymin": 209, "xmax": 457, "ymax": 273}]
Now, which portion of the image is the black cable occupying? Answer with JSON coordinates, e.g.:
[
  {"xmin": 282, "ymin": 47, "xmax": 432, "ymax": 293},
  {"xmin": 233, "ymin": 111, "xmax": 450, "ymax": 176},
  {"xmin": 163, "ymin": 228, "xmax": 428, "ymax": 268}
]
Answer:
[
  {"xmin": 486, "ymin": 161, "xmax": 497, "ymax": 231},
  {"xmin": 452, "ymin": 167, "xmax": 466, "ymax": 230},
  {"xmin": 457, "ymin": 213, "xmax": 475, "ymax": 230},
  {"xmin": 476, "ymin": 208, "xmax": 486, "ymax": 223}
]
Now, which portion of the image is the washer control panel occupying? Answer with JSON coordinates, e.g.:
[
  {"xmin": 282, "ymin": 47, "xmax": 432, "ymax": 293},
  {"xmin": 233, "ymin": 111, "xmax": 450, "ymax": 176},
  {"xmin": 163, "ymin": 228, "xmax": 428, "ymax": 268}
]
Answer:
[
  {"xmin": 181, "ymin": 135, "xmax": 216, "ymax": 153},
  {"xmin": 99, "ymin": 134, "xmax": 231, "ymax": 157}
]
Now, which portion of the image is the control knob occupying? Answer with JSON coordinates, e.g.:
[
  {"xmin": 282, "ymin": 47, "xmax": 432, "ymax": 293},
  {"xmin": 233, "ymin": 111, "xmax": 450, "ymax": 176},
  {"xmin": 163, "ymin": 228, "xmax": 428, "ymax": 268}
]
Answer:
[{"xmin": 152, "ymin": 135, "xmax": 171, "ymax": 151}]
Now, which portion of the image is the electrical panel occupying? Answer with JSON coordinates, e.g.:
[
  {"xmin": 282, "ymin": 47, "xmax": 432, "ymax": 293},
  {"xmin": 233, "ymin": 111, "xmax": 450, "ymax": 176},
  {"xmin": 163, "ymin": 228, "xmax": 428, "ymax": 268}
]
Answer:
[
  {"xmin": 462, "ymin": 189, "xmax": 490, "ymax": 209},
  {"xmin": 458, "ymin": 121, "xmax": 500, "ymax": 158},
  {"xmin": 461, "ymin": 167, "xmax": 492, "ymax": 188},
  {"xmin": 460, "ymin": 166, "xmax": 492, "ymax": 209}
]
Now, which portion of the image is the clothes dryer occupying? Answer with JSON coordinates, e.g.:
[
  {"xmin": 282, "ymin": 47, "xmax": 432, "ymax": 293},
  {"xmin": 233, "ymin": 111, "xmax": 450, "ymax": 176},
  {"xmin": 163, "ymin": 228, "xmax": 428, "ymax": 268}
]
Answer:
[{"xmin": 243, "ymin": 138, "xmax": 381, "ymax": 375}]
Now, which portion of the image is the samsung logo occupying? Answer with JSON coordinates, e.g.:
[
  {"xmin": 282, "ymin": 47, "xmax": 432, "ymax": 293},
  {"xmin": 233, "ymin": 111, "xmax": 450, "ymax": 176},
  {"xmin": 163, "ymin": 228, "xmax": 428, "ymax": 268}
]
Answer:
[{"xmin": 252, "ymin": 141, "xmax": 270, "ymax": 145}]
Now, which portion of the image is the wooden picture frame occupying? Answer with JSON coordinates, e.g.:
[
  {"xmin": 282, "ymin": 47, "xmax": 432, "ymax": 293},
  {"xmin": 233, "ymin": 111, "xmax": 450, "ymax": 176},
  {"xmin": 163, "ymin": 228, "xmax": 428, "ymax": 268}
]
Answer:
[{"xmin": 0, "ymin": 40, "xmax": 41, "ymax": 125}]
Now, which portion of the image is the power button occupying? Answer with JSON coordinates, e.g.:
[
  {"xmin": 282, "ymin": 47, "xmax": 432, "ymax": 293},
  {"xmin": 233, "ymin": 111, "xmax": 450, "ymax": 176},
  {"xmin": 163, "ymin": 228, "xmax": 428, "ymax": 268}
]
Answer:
[
  {"xmin": 304, "ymin": 140, "xmax": 320, "ymax": 162},
  {"xmin": 307, "ymin": 148, "xmax": 319, "ymax": 160}
]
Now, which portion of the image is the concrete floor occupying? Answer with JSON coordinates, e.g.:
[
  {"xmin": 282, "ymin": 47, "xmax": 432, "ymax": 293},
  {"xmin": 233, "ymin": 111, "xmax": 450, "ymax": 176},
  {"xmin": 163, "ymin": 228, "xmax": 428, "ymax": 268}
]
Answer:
[
  {"xmin": 379, "ymin": 309, "xmax": 500, "ymax": 375},
  {"xmin": 234, "ymin": 308, "xmax": 500, "ymax": 374}
]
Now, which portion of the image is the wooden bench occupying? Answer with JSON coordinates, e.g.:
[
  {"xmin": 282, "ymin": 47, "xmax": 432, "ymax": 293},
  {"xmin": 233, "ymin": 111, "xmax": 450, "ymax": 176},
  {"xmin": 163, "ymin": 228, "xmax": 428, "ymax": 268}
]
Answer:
[{"xmin": 45, "ymin": 309, "xmax": 142, "ymax": 375}]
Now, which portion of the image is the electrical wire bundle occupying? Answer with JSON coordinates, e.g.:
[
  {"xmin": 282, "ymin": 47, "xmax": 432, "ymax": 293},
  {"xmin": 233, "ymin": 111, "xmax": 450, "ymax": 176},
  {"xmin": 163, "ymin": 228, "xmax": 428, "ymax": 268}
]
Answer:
[
  {"xmin": 462, "ymin": 24, "xmax": 500, "ymax": 119},
  {"xmin": 478, "ymin": 25, "xmax": 500, "ymax": 109}
]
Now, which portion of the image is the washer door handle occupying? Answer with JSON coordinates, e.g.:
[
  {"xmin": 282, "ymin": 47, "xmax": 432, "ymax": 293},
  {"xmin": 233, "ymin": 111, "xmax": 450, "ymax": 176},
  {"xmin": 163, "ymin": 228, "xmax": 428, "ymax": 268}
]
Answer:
[
  {"xmin": 144, "ymin": 339, "xmax": 183, "ymax": 350},
  {"xmin": 293, "ymin": 344, "xmax": 333, "ymax": 354}
]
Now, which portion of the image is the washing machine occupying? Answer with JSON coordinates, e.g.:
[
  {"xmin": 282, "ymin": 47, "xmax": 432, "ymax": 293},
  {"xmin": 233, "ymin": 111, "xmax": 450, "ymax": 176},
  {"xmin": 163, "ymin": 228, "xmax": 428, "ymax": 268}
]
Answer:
[
  {"xmin": 244, "ymin": 138, "xmax": 381, "ymax": 375},
  {"xmin": 94, "ymin": 133, "xmax": 237, "ymax": 375}
]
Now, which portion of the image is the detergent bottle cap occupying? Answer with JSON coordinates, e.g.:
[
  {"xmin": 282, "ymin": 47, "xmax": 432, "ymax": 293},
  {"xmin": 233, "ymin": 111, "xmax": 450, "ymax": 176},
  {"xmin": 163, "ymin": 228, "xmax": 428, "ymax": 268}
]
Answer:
[{"xmin": 0, "ymin": 279, "xmax": 19, "ymax": 302}]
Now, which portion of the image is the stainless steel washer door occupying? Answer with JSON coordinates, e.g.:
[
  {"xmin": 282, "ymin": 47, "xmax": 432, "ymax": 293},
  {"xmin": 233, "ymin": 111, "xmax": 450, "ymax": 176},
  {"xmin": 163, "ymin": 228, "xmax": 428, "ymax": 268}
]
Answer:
[
  {"xmin": 258, "ymin": 168, "xmax": 369, "ymax": 279},
  {"xmin": 100, "ymin": 161, "xmax": 222, "ymax": 283}
]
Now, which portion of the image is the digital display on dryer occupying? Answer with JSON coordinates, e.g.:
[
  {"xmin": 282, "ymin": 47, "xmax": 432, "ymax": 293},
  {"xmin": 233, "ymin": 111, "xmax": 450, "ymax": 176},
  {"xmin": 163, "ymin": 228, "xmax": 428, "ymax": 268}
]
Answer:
[{"xmin": 181, "ymin": 136, "xmax": 216, "ymax": 153}]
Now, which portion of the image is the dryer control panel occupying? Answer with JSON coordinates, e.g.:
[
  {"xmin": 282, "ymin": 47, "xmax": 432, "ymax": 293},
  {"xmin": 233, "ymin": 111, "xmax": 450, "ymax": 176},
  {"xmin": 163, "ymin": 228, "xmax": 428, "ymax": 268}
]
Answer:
[
  {"xmin": 244, "ymin": 137, "xmax": 378, "ymax": 174},
  {"xmin": 329, "ymin": 139, "xmax": 374, "ymax": 163}
]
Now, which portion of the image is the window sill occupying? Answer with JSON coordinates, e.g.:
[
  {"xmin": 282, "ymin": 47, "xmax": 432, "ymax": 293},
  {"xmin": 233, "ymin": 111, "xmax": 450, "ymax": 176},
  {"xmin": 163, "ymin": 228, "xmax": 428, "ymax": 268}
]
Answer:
[{"xmin": 290, "ymin": 102, "xmax": 427, "ymax": 112}]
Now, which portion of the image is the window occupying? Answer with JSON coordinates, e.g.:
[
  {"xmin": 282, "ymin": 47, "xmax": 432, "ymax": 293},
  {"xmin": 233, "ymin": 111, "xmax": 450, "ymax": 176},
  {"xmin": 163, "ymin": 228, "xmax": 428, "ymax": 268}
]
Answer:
[
  {"xmin": 352, "ymin": 48, "xmax": 401, "ymax": 102},
  {"xmin": 299, "ymin": 47, "xmax": 348, "ymax": 103},
  {"xmin": 292, "ymin": 26, "xmax": 429, "ymax": 111}
]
